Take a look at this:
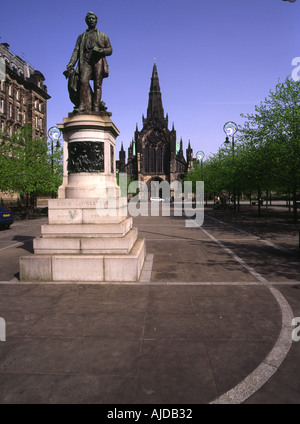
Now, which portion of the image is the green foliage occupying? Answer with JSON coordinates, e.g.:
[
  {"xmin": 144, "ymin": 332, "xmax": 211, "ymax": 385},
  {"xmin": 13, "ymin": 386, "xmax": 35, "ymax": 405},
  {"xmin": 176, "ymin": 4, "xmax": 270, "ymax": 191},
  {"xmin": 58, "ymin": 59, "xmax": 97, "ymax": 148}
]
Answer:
[
  {"xmin": 184, "ymin": 77, "xmax": 300, "ymax": 221},
  {"xmin": 116, "ymin": 172, "xmax": 137, "ymax": 196},
  {"xmin": 0, "ymin": 125, "xmax": 63, "ymax": 207}
]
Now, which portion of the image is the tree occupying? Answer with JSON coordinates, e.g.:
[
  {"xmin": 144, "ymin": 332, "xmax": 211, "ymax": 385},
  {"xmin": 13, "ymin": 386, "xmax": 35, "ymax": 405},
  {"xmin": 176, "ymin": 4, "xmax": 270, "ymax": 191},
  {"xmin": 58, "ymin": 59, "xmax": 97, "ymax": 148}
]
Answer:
[
  {"xmin": 0, "ymin": 125, "xmax": 63, "ymax": 217},
  {"xmin": 240, "ymin": 77, "xmax": 300, "ymax": 222}
]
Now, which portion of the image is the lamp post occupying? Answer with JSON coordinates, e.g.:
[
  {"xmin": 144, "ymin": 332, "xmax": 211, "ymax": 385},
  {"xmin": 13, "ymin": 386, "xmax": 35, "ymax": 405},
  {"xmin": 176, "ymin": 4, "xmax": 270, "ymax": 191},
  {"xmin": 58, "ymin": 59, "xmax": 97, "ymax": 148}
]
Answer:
[
  {"xmin": 196, "ymin": 151, "xmax": 205, "ymax": 204},
  {"xmin": 48, "ymin": 126, "xmax": 61, "ymax": 198},
  {"xmin": 223, "ymin": 121, "xmax": 237, "ymax": 211},
  {"xmin": 196, "ymin": 151, "xmax": 205, "ymax": 175}
]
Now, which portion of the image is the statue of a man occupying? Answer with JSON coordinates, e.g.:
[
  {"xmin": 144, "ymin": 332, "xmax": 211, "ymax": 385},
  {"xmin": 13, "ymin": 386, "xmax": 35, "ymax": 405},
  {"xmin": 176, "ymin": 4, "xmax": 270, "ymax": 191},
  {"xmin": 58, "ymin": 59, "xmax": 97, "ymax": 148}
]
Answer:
[{"xmin": 64, "ymin": 12, "xmax": 112, "ymax": 113}]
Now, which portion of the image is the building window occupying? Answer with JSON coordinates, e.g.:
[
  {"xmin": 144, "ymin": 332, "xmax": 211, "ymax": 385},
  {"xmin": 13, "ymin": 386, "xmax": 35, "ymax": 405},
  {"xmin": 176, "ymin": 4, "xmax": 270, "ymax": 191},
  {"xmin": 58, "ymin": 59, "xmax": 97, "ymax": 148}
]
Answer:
[
  {"xmin": 149, "ymin": 149, "xmax": 155, "ymax": 173},
  {"xmin": 161, "ymin": 148, "xmax": 165, "ymax": 173},
  {"xmin": 157, "ymin": 148, "xmax": 162, "ymax": 173},
  {"xmin": 23, "ymin": 111, "xmax": 26, "ymax": 124},
  {"xmin": 39, "ymin": 117, "xmax": 43, "ymax": 129},
  {"xmin": 16, "ymin": 89, "xmax": 19, "ymax": 101},
  {"xmin": 144, "ymin": 147, "xmax": 149, "ymax": 173},
  {"xmin": 0, "ymin": 99, "xmax": 4, "ymax": 114},
  {"xmin": 8, "ymin": 85, "xmax": 12, "ymax": 96},
  {"xmin": 35, "ymin": 116, "xmax": 38, "ymax": 128},
  {"xmin": 12, "ymin": 63, "xmax": 17, "ymax": 73},
  {"xmin": 9, "ymin": 103, "xmax": 12, "ymax": 118}
]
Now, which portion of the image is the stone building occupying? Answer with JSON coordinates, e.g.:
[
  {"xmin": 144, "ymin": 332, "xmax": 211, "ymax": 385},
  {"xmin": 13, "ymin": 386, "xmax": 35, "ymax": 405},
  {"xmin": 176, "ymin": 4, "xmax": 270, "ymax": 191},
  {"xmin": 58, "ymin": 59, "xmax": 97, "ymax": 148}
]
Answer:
[
  {"xmin": 0, "ymin": 42, "xmax": 50, "ymax": 138},
  {"xmin": 117, "ymin": 63, "xmax": 193, "ymax": 191}
]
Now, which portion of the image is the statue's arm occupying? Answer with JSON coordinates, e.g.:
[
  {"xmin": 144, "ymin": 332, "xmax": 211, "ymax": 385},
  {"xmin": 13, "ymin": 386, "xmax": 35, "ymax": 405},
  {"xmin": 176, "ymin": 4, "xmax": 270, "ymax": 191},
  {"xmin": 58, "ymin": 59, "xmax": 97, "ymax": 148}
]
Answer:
[
  {"xmin": 102, "ymin": 35, "xmax": 112, "ymax": 57},
  {"xmin": 93, "ymin": 34, "xmax": 112, "ymax": 57},
  {"xmin": 66, "ymin": 35, "xmax": 81, "ymax": 69}
]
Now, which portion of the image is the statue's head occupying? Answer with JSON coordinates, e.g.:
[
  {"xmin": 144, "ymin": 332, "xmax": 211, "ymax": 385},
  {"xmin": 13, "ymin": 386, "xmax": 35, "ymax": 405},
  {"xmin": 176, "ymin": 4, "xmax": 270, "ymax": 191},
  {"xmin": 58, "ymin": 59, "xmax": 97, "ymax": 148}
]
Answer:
[{"xmin": 85, "ymin": 12, "xmax": 98, "ymax": 28}]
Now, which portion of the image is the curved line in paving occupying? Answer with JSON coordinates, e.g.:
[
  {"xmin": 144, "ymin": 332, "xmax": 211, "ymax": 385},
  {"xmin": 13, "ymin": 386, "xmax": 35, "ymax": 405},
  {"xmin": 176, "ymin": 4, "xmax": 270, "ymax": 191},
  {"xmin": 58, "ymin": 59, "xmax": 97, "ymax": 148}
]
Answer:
[
  {"xmin": 210, "ymin": 286, "xmax": 294, "ymax": 404},
  {"xmin": 199, "ymin": 219, "xmax": 295, "ymax": 404},
  {"xmin": 1, "ymin": 216, "xmax": 295, "ymax": 403},
  {"xmin": 143, "ymin": 215, "xmax": 296, "ymax": 403}
]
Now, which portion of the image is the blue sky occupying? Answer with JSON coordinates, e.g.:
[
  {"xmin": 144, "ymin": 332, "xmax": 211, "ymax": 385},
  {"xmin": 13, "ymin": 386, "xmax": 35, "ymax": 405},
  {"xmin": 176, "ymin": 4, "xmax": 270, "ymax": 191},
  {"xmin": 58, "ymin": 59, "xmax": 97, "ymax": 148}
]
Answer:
[{"xmin": 1, "ymin": 0, "xmax": 299, "ymax": 159}]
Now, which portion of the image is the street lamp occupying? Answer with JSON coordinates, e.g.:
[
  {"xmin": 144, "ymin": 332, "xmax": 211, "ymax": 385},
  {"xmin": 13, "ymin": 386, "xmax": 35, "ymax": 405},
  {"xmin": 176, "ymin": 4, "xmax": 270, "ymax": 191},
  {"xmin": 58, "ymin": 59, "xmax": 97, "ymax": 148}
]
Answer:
[
  {"xmin": 196, "ymin": 150, "xmax": 205, "ymax": 179},
  {"xmin": 196, "ymin": 150, "xmax": 206, "ymax": 203},
  {"xmin": 223, "ymin": 121, "xmax": 237, "ymax": 211},
  {"xmin": 196, "ymin": 150, "xmax": 205, "ymax": 164},
  {"xmin": 48, "ymin": 126, "xmax": 61, "ymax": 198}
]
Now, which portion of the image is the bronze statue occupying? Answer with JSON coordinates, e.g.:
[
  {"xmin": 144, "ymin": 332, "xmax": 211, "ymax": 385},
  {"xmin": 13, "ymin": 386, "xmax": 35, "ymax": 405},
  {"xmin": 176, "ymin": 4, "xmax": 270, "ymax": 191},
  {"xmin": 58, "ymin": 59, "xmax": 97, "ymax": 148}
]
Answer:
[{"xmin": 64, "ymin": 12, "xmax": 112, "ymax": 113}]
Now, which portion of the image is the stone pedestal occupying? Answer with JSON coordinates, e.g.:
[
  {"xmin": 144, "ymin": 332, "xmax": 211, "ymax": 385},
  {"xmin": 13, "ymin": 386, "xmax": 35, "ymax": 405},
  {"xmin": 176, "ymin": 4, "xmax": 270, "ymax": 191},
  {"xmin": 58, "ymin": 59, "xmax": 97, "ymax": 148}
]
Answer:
[{"xmin": 19, "ymin": 113, "xmax": 146, "ymax": 282}]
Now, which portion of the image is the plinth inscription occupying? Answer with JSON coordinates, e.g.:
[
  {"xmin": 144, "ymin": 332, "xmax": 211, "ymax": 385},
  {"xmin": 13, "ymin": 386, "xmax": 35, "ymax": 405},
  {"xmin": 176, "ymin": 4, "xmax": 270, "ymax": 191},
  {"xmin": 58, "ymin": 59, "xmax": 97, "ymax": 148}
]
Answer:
[{"xmin": 68, "ymin": 141, "xmax": 104, "ymax": 173}]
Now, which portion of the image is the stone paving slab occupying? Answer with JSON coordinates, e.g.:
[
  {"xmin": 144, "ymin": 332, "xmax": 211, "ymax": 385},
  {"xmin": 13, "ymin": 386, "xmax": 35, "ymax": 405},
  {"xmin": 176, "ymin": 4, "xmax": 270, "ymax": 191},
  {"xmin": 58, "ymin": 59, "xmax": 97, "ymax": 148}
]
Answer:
[
  {"xmin": 0, "ymin": 282, "xmax": 288, "ymax": 404},
  {"xmin": 0, "ymin": 208, "xmax": 299, "ymax": 404}
]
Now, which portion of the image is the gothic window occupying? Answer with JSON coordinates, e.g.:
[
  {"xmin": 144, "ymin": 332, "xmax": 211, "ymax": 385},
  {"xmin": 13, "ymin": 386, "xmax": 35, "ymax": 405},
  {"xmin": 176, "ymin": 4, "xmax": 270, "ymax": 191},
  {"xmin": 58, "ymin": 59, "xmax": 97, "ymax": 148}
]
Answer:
[
  {"xmin": 144, "ymin": 147, "xmax": 149, "ymax": 173},
  {"xmin": 157, "ymin": 147, "xmax": 162, "ymax": 173},
  {"xmin": 149, "ymin": 148, "xmax": 155, "ymax": 172},
  {"xmin": 162, "ymin": 148, "xmax": 167, "ymax": 173}
]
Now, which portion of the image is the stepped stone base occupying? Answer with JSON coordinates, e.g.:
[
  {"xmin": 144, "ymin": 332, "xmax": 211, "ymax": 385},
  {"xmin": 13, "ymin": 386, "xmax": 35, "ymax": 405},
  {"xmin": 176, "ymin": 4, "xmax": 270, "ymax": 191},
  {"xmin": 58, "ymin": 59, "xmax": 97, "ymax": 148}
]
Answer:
[
  {"xmin": 34, "ymin": 227, "xmax": 139, "ymax": 255},
  {"xmin": 19, "ymin": 113, "xmax": 146, "ymax": 283},
  {"xmin": 20, "ymin": 238, "xmax": 145, "ymax": 282}
]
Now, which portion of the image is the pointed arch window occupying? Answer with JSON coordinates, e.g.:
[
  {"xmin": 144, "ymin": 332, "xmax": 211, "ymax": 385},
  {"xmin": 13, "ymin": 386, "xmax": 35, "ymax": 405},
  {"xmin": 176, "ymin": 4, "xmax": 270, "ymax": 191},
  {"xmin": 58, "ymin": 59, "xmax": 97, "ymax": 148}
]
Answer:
[
  {"xmin": 149, "ymin": 148, "xmax": 155, "ymax": 173},
  {"xmin": 144, "ymin": 146, "xmax": 149, "ymax": 173},
  {"xmin": 161, "ymin": 148, "xmax": 165, "ymax": 173},
  {"xmin": 157, "ymin": 147, "xmax": 162, "ymax": 173}
]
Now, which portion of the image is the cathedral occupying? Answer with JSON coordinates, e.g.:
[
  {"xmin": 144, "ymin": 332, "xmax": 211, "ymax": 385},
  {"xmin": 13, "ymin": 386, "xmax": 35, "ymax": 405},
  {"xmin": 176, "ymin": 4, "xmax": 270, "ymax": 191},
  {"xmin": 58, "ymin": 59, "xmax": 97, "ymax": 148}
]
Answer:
[{"xmin": 117, "ymin": 63, "xmax": 193, "ymax": 190}]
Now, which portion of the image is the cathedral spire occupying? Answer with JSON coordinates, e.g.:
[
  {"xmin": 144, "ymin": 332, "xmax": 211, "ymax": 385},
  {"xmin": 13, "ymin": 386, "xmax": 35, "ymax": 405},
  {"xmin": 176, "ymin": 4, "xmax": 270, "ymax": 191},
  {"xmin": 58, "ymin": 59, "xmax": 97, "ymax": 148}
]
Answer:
[{"xmin": 147, "ymin": 62, "xmax": 165, "ymax": 121}]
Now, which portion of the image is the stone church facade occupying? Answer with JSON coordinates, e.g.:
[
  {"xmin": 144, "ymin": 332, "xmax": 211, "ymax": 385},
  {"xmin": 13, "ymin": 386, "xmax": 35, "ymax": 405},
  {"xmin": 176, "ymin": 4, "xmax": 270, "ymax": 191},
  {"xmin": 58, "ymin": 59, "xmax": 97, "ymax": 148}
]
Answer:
[{"xmin": 117, "ymin": 63, "xmax": 193, "ymax": 191}]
